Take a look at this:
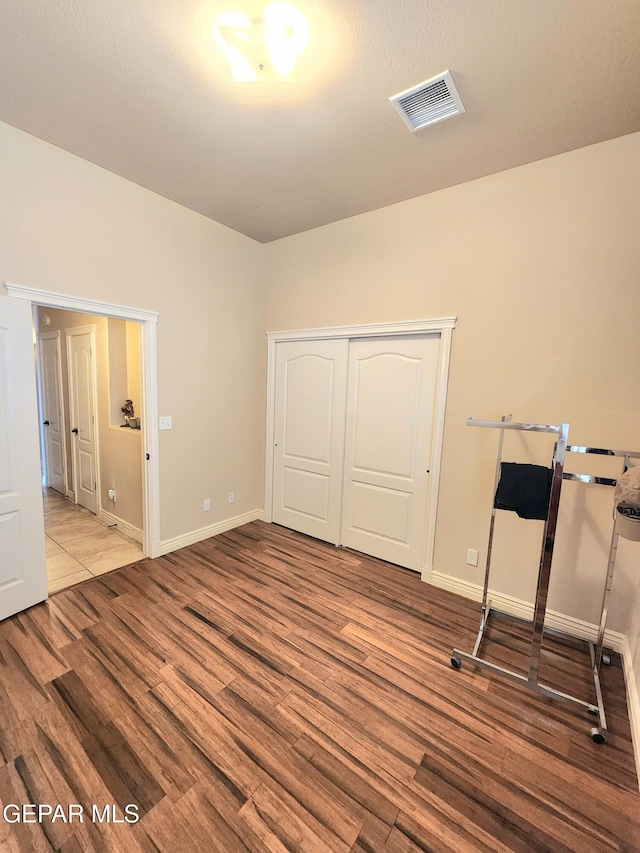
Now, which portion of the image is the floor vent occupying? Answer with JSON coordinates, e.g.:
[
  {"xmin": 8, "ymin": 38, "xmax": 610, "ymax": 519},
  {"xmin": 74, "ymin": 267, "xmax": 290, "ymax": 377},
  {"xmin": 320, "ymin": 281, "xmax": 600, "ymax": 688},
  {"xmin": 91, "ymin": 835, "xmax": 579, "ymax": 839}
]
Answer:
[{"xmin": 390, "ymin": 70, "xmax": 465, "ymax": 132}]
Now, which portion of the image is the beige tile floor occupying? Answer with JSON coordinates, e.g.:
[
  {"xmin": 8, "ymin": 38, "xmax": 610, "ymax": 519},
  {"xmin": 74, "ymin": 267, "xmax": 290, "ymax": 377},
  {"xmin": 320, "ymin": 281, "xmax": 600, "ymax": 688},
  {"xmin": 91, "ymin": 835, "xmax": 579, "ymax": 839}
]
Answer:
[{"xmin": 43, "ymin": 488, "xmax": 143, "ymax": 592}]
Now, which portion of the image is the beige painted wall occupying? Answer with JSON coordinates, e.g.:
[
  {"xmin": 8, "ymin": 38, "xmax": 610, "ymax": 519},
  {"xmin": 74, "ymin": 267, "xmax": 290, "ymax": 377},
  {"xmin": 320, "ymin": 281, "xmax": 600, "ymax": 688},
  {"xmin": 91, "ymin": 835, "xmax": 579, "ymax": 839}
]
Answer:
[
  {"xmin": 263, "ymin": 133, "xmax": 640, "ymax": 684},
  {"xmin": 36, "ymin": 307, "xmax": 144, "ymax": 531},
  {"xmin": 0, "ymin": 120, "xmax": 264, "ymax": 542}
]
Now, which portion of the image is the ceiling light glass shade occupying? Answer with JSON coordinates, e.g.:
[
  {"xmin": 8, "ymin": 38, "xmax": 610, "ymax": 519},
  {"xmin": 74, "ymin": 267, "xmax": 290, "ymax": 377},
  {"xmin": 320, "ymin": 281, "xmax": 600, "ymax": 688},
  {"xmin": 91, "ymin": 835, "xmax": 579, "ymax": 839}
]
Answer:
[{"xmin": 215, "ymin": 3, "xmax": 309, "ymax": 81}]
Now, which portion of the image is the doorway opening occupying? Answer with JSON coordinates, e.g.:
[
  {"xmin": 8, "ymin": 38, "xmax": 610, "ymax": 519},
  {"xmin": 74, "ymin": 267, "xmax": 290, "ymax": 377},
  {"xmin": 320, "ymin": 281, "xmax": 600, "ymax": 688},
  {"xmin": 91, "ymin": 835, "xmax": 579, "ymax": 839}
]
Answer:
[
  {"xmin": 5, "ymin": 284, "xmax": 160, "ymax": 591},
  {"xmin": 35, "ymin": 306, "xmax": 146, "ymax": 590}
]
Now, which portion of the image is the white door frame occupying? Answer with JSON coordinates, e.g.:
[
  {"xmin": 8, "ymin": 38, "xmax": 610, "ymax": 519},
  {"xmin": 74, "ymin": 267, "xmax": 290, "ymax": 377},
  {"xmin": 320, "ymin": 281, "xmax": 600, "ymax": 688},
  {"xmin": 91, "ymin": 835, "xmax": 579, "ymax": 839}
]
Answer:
[
  {"xmin": 265, "ymin": 317, "xmax": 456, "ymax": 573},
  {"xmin": 36, "ymin": 330, "xmax": 69, "ymax": 492},
  {"xmin": 4, "ymin": 283, "xmax": 160, "ymax": 558},
  {"xmin": 65, "ymin": 324, "xmax": 100, "ymax": 513}
]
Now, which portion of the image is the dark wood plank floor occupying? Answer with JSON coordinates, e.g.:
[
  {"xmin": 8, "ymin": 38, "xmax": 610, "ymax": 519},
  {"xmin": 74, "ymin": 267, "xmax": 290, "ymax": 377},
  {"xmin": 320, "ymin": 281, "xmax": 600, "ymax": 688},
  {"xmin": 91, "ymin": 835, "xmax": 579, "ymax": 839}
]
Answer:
[{"xmin": 0, "ymin": 520, "xmax": 638, "ymax": 852}]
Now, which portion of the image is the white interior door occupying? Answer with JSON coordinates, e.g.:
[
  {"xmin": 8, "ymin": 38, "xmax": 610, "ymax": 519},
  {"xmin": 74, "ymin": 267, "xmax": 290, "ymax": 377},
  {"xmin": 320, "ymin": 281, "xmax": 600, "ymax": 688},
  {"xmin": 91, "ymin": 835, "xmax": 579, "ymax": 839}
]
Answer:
[
  {"xmin": 272, "ymin": 339, "xmax": 348, "ymax": 544},
  {"xmin": 341, "ymin": 335, "xmax": 440, "ymax": 570},
  {"xmin": 38, "ymin": 331, "xmax": 67, "ymax": 494},
  {"xmin": 67, "ymin": 327, "xmax": 97, "ymax": 513},
  {"xmin": 0, "ymin": 297, "xmax": 48, "ymax": 619}
]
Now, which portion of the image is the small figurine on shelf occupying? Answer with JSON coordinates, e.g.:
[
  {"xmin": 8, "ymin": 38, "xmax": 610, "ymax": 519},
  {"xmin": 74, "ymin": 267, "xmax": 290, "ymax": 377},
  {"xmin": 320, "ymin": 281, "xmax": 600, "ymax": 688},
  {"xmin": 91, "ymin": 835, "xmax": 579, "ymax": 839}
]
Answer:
[{"xmin": 121, "ymin": 399, "xmax": 134, "ymax": 427}]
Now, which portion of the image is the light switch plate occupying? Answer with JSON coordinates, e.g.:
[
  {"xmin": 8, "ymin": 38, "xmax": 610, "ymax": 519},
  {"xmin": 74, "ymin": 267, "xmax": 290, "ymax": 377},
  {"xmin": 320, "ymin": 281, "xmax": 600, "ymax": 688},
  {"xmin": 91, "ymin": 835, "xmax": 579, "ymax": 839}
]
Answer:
[{"xmin": 159, "ymin": 416, "xmax": 172, "ymax": 430}]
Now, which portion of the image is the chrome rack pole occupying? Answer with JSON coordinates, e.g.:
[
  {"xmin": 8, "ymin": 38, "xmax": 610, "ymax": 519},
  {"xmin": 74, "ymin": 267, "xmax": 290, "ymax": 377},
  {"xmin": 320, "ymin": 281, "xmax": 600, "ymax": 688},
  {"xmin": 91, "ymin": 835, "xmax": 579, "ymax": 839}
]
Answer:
[
  {"xmin": 590, "ymin": 641, "xmax": 608, "ymax": 737},
  {"xmin": 527, "ymin": 423, "xmax": 568, "ymax": 686},
  {"xmin": 472, "ymin": 414, "xmax": 512, "ymax": 657},
  {"xmin": 467, "ymin": 419, "xmax": 567, "ymax": 434},
  {"xmin": 480, "ymin": 414, "xmax": 511, "ymax": 611},
  {"xmin": 589, "ymin": 511, "xmax": 616, "ymax": 740},
  {"xmin": 594, "ymin": 516, "xmax": 620, "ymax": 670}
]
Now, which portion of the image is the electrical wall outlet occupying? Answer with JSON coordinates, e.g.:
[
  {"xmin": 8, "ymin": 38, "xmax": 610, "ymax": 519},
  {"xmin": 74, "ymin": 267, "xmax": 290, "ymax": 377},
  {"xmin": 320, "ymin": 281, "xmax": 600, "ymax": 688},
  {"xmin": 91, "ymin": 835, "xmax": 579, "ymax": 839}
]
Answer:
[
  {"xmin": 107, "ymin": 489, "xmax": 116, "ymax": 502},
  {"xmin": 228, "ymin": 492, "xmax": 235, "ymax": 504},
  {"xmin": 466, "ymin": 548, "xmax": 479, "ymax": 567},
  {"xmin": 203, "ymin": 498, "xmax": 211, "ymax": 512}
]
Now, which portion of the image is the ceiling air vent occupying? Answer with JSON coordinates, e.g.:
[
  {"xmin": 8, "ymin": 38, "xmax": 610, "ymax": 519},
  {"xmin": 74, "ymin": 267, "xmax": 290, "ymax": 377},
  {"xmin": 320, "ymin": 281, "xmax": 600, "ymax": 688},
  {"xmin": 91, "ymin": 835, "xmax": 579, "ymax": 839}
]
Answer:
[{"xmin": 390, "ymin": 70, "xmax": 465, "ymax": 132}]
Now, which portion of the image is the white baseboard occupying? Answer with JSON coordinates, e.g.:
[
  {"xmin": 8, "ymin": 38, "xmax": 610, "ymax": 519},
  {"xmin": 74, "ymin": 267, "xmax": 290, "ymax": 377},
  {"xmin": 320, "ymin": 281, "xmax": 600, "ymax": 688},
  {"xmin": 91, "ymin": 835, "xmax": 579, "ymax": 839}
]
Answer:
[
  {"xmin": 428, "ymin": 570, "xmax": 626, "ymax": 652},
  {"xmin": 151, "ymin": 508, "xmax": 265, "ymax": 558},
  {"xmin": 619, "ymin": 634, "xmax": 640, "ymax": 790},
  {"xmin": 98, "ymin": 507, "xmax": 143, "ymax": 544}
]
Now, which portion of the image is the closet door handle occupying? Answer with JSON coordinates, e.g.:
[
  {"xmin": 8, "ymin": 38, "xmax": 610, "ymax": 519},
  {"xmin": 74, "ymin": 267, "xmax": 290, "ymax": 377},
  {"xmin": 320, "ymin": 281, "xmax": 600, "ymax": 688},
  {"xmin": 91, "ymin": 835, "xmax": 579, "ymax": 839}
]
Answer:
[
  {"xmin": 43, "ymin": 420, "xmax": 50, "ymax": 426},
  {"xmin": 72, "ymin": 428, "xmax": 79, "ymax": 434}
]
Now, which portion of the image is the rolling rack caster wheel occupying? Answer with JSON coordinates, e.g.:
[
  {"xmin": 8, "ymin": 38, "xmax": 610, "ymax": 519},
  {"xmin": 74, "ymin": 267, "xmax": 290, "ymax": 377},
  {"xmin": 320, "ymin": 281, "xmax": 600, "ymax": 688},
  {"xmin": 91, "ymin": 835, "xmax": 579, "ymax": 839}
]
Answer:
[
  {"xmin": 450, "ymin": 656, "xmax": 461, "ymax": 670},
  {"xmin": 590, "ymin": 727, "xmax": 606, "ymax": 745},
  {"xmin": 587, "ymin": 707, "xmax": 598, "ymax": 716}
]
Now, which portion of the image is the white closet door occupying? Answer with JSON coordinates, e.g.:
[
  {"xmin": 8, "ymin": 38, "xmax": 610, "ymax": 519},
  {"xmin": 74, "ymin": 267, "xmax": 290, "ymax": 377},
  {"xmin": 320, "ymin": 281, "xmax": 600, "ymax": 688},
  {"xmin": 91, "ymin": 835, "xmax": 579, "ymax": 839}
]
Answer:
[
  {"xmin": 67, "ymin": 329, "xmax": 97, "ymax": 513},
  {"xmin": 272, "ymin": 339, "xmax": 348, "ymax": 544},
  {"xmin": 38, "ymin": 332, "xmax": 66, "ymax": 494},
  {"xmin": 341, "ymin": 335, "xmax": 440, "ymax": 570}
]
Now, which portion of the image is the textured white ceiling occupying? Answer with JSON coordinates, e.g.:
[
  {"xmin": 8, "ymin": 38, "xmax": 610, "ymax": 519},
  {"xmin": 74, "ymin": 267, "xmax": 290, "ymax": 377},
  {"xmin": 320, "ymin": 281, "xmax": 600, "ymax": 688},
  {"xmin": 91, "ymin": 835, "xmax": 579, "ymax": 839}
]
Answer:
[{"xmin": 1, "ymin": 0, "xmax": 639, "ymax": 242}]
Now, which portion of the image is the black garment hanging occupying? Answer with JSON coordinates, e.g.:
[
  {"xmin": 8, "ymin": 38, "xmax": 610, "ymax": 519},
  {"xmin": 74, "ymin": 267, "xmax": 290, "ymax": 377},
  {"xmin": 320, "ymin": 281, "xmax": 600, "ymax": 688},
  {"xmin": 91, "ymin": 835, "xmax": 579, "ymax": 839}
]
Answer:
[{"xmin": 494, "ymin": 462, "xmax": 552, "ymax": 520}]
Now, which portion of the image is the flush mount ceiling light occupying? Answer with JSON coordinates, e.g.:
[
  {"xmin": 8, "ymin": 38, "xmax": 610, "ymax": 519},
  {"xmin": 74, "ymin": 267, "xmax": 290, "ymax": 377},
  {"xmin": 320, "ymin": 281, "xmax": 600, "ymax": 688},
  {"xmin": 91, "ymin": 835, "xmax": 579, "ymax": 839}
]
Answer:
[
  {"xmin": 215, "ymin": 3, "xmax": 310, "ymax": 82},
  {"xmin": 390, "ymin": 70, "xmax": 465, "ymax": 132}
]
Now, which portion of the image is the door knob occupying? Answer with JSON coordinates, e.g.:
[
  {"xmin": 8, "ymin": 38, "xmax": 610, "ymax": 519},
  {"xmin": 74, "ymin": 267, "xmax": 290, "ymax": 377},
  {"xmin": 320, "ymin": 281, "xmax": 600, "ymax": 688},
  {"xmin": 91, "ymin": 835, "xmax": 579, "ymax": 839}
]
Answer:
[
  {"xmin": 72, "ymin": 428, "xmax": 79, "ymax": 434},
  {"xmin": 43, "ymin": 420, "xmax": 50, "ymax": 426}
]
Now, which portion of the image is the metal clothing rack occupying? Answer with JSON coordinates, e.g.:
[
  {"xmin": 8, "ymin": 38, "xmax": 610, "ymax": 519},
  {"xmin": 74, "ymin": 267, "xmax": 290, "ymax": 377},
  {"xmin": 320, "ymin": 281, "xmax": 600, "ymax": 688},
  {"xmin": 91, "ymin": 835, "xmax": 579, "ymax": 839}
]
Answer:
[
  {"xmin": 561, "ymin": 443, "xmax": 640, "ymax": 742},
  {"xmin": 450, "ymin": 416, "xmax": 612, "ymax": 742}
]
